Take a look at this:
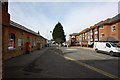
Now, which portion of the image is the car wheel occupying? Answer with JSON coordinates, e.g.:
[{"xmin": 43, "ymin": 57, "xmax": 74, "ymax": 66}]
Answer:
[
  {"xmin": 110, "ymin": 52, "xmax": 114, "ymax": 56},
  {"xmin": 95, "ymin": 49, "xmax": 98, "ymax": 53}
]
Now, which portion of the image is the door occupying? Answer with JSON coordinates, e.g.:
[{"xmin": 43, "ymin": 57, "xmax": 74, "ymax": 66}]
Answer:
[
  {"xmin": 26, "ymin": 37, "xmax": 30, "ymax": 51},
  {"xmin": 104, "ymin": 43, "xmax": 111, "ymax": 52}
]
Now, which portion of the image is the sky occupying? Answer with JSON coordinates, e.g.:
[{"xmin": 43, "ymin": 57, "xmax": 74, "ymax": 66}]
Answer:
[{"xmin": 8, "ymin": 0, "xmax": 119, "ymax": 41}]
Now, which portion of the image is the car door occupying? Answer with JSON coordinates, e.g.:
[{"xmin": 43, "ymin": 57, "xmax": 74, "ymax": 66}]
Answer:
[{"xmin": 105, "ymin": 43, "xmax": 111, "ymax": 52}]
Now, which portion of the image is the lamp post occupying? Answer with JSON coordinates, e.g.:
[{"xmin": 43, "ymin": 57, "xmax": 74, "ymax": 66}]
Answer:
[{"xmin": 50, "ymin": 31, "xmax": 52, "ymax": 46}]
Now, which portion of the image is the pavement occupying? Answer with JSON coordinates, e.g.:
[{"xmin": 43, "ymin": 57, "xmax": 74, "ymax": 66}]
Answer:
[{"xmin": 4, "ymin": 47, "xmax": 120, "ymax": 79}]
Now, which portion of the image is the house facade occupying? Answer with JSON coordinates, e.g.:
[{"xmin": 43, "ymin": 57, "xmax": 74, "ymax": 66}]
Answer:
[
  {"xmin": 69, "ymin": 14, "xmax": 120, "ymax": 47},
  {"xmin": 1, "ymin": 2, "xmax": 47, "ymax": 60}
]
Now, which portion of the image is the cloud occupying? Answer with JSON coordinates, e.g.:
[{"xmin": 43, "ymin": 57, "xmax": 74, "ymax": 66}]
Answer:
[
  {"xmin": 9, "ymin": 0, "xmax": 119, "ymax": 2},
  {"xmin": 8, "ymin": 2, "xmax": 118, "ymax": 41},
  {"xmin": 63, "ymin": 2, "xmax": 118, "ymax": 40}
]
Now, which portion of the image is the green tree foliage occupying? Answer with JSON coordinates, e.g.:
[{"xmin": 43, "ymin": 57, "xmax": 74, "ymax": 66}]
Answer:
[{"xmin": 52, "ymin": 22, "xmax": 66, "ymax": 43}]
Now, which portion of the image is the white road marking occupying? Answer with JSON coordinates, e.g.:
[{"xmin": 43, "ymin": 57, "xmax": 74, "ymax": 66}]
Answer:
[{"xmin": 66, "ymin": 49, "xmax": 77, "ymax": 51}]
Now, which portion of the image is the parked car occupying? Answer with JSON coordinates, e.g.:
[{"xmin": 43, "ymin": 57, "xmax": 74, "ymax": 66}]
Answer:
[
  {"xmin": 62, "ymin": 43, "xmax": 67, "ymax": 47},
  {"xmin": 93, "ymin": 42, "xmax": 120, "ymax": 56}
]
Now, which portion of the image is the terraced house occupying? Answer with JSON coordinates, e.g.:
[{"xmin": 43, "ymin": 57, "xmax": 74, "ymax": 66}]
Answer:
[
  {"xmin": 1, "ymin": 2, "xmax": 47, "ymax": 60},
  {"xmin": 69, "ymin": 14, "xmax": 120, "ymax": 47}
]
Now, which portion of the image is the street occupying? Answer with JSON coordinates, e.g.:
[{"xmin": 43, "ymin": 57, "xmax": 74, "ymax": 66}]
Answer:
[{"xmin": 4, "ymin": 47, "xmax": 120, "ymax": 79}]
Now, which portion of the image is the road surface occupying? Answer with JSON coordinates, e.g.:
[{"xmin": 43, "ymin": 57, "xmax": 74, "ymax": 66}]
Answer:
[{"xmin": 4, "ymin": 47, "xmax": 120, "ymax": 79}]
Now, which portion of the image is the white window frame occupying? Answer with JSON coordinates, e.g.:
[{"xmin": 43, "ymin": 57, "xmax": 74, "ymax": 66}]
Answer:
[
  {"xmin": 112, "ymin": 26, "xmax": 116, "ymax": 32},
  {"xmin": 101, "ymin": 26, "xmax": 104, "ymax": 29},
  {"xmin": 8, "ymin": 33, "xmax": 16, "ymax": 50},
  {"xmin": 18, "ymin": 38, "xmax": 24, "ymax": 47},
  {"xmin": 72, "ymin": 36, "xmax": 75, "ymax": 38},
  {"xmin": 101, "ymin": 33, "xmax": 104, "ymax": 37},
  {"xmin": 88, "ymin": 36, "xmax": 89, "ymax": 39},
  {"xmin": 95, "ymin": 28, "xmax": 97, "ymax": 32}
]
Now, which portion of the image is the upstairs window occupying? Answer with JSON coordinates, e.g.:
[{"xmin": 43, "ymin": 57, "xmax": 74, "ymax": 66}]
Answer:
[
  {"xmin": 8, "ymin": 33, "xmax": 15, "ymax": 49},
  {"xmin": 112, "ymin": 26, "xmax": 116, "ymax": 32},
  {"xmin": 101, "ymin": 26, "xmax": 104, "ymax": 29},
  {"xmin": 95, "ymin": 28, "xmax": 97, "ymax": 32},
  {"xmin": 88, "ymin": 36, "xmax": 90, "ymax": 39},
  {"xmin": 101, "ymin": 33, "xmax": 104, "ymax": 37},
  {"xmin": 72, "ymin": 36, "xmax": 75, "ymax": 38}
]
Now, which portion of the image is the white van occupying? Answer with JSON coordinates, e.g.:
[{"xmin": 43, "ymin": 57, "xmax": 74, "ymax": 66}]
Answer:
[{"xmin": 93, "ymin": 42, "xmax": 120, "ymax": 56}]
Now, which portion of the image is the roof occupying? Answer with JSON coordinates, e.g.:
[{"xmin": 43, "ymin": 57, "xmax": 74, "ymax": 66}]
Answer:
[
  {"xmin": 109, "ymin": 13, "xmax": 120, "ymax": 24},
  {"xmin": 10, "ymin": 20, "xmax": 47, "ymax": 40},
  {"xmin": 97, "ymin": 18, "xmax": 111, "ymax": 27},
  {"xmin": 10, "ymin": 20, "xmax": 38, "ymax": 36},
  {"xmin": 80, "ymin": 28, "xmax": 89, "ymax": 34},
  {"xmin": 100, "ymin": 37, "xmax": 119, "ymax": 42},
  {"xmin": 69, "ymin": 33, "xmax": 80, "ymax": 36},
  {"xmin": 98, "ymin": 14, "xmax": 120, "ymax": 26}
]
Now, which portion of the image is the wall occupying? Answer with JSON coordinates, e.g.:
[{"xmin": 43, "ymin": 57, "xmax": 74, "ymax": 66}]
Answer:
[{"xmin": 3, "ymin": 25, "xmax": 46, "ymax": 60}]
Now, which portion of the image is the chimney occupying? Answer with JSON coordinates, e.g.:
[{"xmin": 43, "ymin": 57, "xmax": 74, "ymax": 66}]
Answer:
[
  {"xmin": 0, "ymin": 0, "xmax": 10, "ymax": 26},
  {"xmin": 0, "ymin": 0, "xmax": 8, "ymax": 12}
]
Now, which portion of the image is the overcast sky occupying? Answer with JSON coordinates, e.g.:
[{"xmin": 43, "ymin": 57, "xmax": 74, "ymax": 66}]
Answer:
[{"xmin": 8, "ymin": 0, "xmax": 119, "ymax": 41}]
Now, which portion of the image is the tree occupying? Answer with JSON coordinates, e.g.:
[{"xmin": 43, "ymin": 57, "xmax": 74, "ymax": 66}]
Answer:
[{"xmin": 52, "ymin": 22, "xmax": 66, "ymax": 43}]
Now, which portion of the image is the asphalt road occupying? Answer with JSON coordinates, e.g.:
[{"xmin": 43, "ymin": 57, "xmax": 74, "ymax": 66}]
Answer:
[{"xmin": 4, "ymin": 47, "xmax": 120, "ymax": 79}]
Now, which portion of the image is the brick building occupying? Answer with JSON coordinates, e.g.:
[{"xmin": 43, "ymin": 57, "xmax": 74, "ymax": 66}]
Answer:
[
  {"xmin": 1, "ymin": 1, "xmax": 47, "ymax": 60},
  {"xmin": 69, "ymin": 33, "xmax": 80, "ymax": 46},
  {"xmin": 69, "ymin": 13, "xmax": 120, "ymax": 47}
]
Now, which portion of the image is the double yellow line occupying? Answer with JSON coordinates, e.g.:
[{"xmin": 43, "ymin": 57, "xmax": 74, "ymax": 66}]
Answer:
[{"xmin": 55, "ymin": 52, "xmax": 120, "ymax": 80}]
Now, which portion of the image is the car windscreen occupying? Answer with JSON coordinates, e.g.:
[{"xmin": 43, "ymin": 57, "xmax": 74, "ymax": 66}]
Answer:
[{"xmin": 110, "ymin": 43, "xmax": 118, "ymax": 47}]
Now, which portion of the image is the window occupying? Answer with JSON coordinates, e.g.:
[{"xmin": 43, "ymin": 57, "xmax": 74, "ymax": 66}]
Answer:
[
  {"xmin": 90, "ymin": 35, "xmax": 93, "ymax": 39},
  {"xmin": 8, "ymin": 33, "xmax": 15, "ymax": 49},
  {"xmin": 112, "ymin": 26, "xmax": 116, "ymax": 32},
  {"xmin": 18, "ymin": 38, "xmax": 24, "ymax": 47},
  {"xmin": 101, "ymin": 33, "xmax": 104, "ymax": 37},
  {"xmin": 27, "ymin": 37, "xmax": 29, "ymax": 42},
  {"xmin": 90, "ymin": 30, "xmax": 93, "ymax": 35},
  {"xmin": 95, "ymin": 34, "xmax": 98, "ymax": 39},
  {"xmin": 101, "ymin": 26, "xmax": 104, "ymax": 29},
  {"xmin": 95, "ymin": 28, "xmax": 97, "ymax": 32},
  {"xmin": 95, "ymin": 34, "xmax": 98, "ymax": 41},
  {"xmin": 85, "ymin": 33, "xmax": 87, "ymax": 35},
  {"xmin": 34, "ymin": 39, "xmax": 36, "ymax": 46},
  {"xmin": 88, "ymin": 36, "xmax": 89, "ymax": 39},
  {"xmin": 37, "ymin": 41, "xmax": 40, "ymax": 44},
  {"xmin": 90, "ymin": 35, "xmax": 93, "ymax": 41},
  {"xmin": 85, "ymin": 37, "xmax": 87, "ymax": 40},
  {"xmin": 72, "ymin": 36, "xmax": 75, "ymax": 38},
  {"xmin": 80, "ymin": 38, "xmax": 82, "ymax": 40},
  {"xmin": 91, "ymin": 30, "xmax": 92, "ymax": 33},
  {"xmin": 106, "ymin": 43, "xmax": 111, "ymax": 48}
]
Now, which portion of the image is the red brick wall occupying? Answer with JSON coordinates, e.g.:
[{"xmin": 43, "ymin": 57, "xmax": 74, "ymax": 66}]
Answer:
[
  {"xmin": 110, "ymin": 23, "xmax": 119, "ymax": 39},
  {"xmin": 3, "ymin": 25, "xmax": 46, "ymax": 60}
]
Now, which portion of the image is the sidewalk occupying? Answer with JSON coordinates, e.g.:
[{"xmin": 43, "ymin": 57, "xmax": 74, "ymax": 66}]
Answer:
[
  {"xmin": 4, "ymin": 47, "xmax": 49, "ymax": 67},
  {"xmin": 57, "ymin": 46, "xmax": 94, "ymax": 51},
  {"xmin": 78, "ymin": 46, "xmax": 94, "ymax": 51}
]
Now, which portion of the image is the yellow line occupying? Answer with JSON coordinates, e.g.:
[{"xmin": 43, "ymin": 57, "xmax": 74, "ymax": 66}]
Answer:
[{"xmin": 55, "ymin": 52, "xmax": 120, "ymax": 80}]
